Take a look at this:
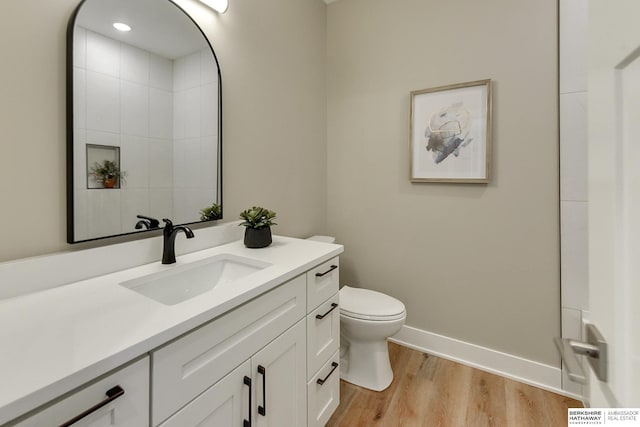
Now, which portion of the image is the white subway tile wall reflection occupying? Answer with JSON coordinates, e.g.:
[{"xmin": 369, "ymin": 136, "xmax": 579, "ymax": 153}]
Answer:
[{"xmin": 73, "ymin": 28, "xmax": 218, "ymax": 240}]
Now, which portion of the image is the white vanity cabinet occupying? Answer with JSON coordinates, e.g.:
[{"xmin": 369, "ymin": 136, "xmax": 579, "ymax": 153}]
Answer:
[
  {"xmin": 151, "ymin": 275, "xmax": 306, "ymax": 425},
  {"xmin": 251, "ymin": 319, "xmax": 307, "ymax": 426},
  {"xmin": 13, "ymin": 357, "xmax": 149, "ymax": 427},
  {"xmin": 307, "ymin": 293, "xmax": 340, "ymax": 377},
  {"xmin": 152, "ymin": 257, "xmax": 341, "ymax": 427},
  {"xmin": 306, "ymin": 258, "xmax": 339, "ymax": 312},
  {"xmin": 0, "ymin": 241, "xmax": 343, "ymax": 427},
  {"xmin": 305, "ymin": 257, "xmax": 341, "ymax": 427},
  {"xmin": 307, "ymin": 350, "xmax": 341, "ymax": 427},
  {"xmin": 159, "ymin": 320, "xmax": 307, "ymax": 427},
  {"xmin": 158, "ymin": 360, "xmax": 252, "ymax": 427}
]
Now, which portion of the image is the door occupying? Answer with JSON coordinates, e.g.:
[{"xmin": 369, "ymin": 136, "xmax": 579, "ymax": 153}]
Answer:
[
  {"xmin": 588, "ymin": 0, "xmax": 640, "ymax": 407},
  {"xmin": 159, "ymin": 360, "xmax": 251, "ymax": 427},
  {"xmin": 252, "ymin": 320, "xmax": 307, "ymax": 427}
]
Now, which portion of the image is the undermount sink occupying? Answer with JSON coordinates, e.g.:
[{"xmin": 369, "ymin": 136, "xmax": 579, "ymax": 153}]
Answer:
[{"xmin": 120, "ymin": 254, "xmax": 271, "ymax": 305}]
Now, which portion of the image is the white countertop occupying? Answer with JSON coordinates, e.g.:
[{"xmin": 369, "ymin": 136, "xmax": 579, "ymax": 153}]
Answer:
[{"xmin": 0, "ymin": 236, "xmax": 343, "ymax": 425}]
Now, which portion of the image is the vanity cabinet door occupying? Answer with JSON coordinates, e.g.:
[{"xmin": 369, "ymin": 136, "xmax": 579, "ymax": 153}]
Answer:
[
  {"xmin": 252, "ymin": 319, "xmax": 307, "ymax": 427},
  {"xmin": 14, "ymin": 357, "xmax": 149, "ymax": 427},
  {"xmin": 152, "ymin": 275, "xmax": 305, "ymax": 425},
  {"xmin": 306, "ymin": 292, "xmax": 340, "ymax": 379},
  {"xmin": 306, "ymin": 258, "xmax": 339, "ymax": 311},
  {"xmin": 159, "ymin": 360, "xmax": 251, "ymax": 427}
]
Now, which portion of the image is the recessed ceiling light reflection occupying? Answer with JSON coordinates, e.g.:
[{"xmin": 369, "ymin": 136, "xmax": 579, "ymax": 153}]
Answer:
[{"xmin": 113, "ymin": 22, "xmax": 131, "ymax": 32}]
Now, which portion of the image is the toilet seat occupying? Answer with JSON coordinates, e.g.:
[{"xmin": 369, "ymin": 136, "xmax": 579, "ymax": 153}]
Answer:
[
  {"xmin": 341, "ymin": 310, "xmax": 406, "ymax": 322},
  {"xmin": 340, "ymin": 286, "xmax": 406, "ymax": 321}
]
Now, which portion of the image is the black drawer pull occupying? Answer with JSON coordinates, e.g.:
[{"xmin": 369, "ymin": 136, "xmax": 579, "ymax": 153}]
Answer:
[
  {"xmin": 243, "ymin": 376, "xmax": 252, "ymax": 427},
  {"xmin": 316, "ymin": 362, "xmax": 339, "ymax": 386},
  {"xmin": 315, "ymin": 265, "xmax": 338, "ymax": 277},
  {"xmin": 59, "ymin": 385, "xmax": 124, "ymax": 427},
  {"xmin": 258, "ymin": 365, "xmax": 266, "ymax": 416},
  {"xmin": 316, "ymin": 303, "xmax": 338, "ymax": 320}
]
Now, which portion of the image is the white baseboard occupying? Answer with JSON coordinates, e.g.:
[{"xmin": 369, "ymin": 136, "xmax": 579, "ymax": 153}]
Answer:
[{"xmin": 389, "ymin": 325, "xmax": 582, "ymax": 400}]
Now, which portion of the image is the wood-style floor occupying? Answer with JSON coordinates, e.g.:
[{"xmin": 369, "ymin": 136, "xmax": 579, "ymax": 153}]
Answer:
[{"xmin": 326, "ymin": 343, "xmax": 582, "ymax": 427}]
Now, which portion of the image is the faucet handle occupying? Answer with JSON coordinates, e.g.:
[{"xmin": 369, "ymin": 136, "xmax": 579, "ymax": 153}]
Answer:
[
  {"xmin": 137, "ymin": 214, "xmax": 160, "ymax": 229},
  {"xmin": 162, "ymin": 218, "xmax": 173, "ymax": 229}
]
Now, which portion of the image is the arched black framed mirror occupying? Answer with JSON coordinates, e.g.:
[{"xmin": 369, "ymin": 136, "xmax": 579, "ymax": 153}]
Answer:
[{"xmin": 66, "ymin": 0, "xmax": 222, "ymax": 243}]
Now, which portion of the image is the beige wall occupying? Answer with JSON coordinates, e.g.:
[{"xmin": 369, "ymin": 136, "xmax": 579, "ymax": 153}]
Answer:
[
  {"xmin": 326, "ymin": 0, "xmax": 560, "ymax": 365},
  {"xmin": 0, "ymin": 0, "xmax": 560, "ymax": 366},
  {"xmin": 0, "ymin": 0, "xmax": 327, "ymax": 262}
]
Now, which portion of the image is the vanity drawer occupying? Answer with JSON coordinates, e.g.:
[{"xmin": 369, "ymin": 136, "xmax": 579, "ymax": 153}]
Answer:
[
  {"xmin": 307, "ymin": 350, "xmax": 340, "ymax": 427},
  {"xmin": 151, "ymin": 275, "xmax": 306, "ymax": 425},
  {"xmin": 306, "ymin": 257, "xmax": 339, "ymax": 311},
  {"xmin": 306, "ymin": 292, "xmax": 340, "ymax": 379},
  {"xmin": 15, "ymin": 357, "xmax": 149, "ymax": 427}
]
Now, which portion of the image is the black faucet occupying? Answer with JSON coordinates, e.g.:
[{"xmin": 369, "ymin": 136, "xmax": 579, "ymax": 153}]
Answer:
[
  {"xmin": 135, "ymin": 214, "xmax": 160, "ymax": 230},
  {"xmin": 162, "ymin": 219, "xmax": 195, "ymax": 264}
]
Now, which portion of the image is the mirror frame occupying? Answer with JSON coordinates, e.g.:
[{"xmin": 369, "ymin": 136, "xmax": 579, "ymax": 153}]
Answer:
[{"xmin": 66, "ymin": 0, "xmax": 223, "ymax": 244}]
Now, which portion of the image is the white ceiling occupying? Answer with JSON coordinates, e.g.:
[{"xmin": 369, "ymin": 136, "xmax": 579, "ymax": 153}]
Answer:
[
  {"xmin": 77, "ymin": 0, "xmax": 339, "ymax": 58},
  {"xmin": 76, "ymin": 0, "xmax": 207, "ymax": 59}
]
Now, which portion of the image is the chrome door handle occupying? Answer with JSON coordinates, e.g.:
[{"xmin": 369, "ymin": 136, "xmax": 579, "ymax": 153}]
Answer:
[{"xmin": 554, "ymin": 323, "xmax": 607, "ymax": 384}]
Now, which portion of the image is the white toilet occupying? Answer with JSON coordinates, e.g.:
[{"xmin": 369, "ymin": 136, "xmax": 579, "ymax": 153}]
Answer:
[
  {"xmin": 339, "ymin": 286, "xmax": 406, "ymax": 391},
  {"xmin": 306, "ymin": 236, "xmax": 407, "ymax": 392}
]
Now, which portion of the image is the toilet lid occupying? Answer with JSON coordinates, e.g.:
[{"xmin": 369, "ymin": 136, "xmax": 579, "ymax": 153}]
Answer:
[{"xmin": 339, "ymin": 286, "xmax": 406, "ymax": 321}]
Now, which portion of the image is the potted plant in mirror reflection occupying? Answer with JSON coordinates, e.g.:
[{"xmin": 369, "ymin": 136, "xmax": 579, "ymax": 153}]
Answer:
[
  {"xmin": 239, "ymin": 206, "xmax": 277, "ymax": 248},
  {"xmin": 89, "ymin": 160, "xmax": 127, "ymax": 189},
  {"xmin": 199, "ymin": 203, "xmax": 222, "ymax": 221}
]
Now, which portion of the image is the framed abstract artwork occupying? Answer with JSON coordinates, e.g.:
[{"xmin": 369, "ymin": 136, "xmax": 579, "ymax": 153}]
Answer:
[{"xmin": 410, "ymin": 79, "xmax": 492, "ymax": 183}]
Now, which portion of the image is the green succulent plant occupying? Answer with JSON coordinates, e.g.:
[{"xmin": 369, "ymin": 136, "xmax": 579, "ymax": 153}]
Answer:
[
  {"xmin": 200, "ymin": 203, "xmax": 222, "ymax": 221},
  {"xmin": 239, "ymin": 206, "xmax": 277, "ymax": 229}
]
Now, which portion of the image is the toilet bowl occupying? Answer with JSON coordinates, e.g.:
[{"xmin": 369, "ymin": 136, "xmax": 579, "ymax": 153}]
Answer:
[{"xmin": 339, "ymin": 285, "xmax": 406, "ymax": 391}]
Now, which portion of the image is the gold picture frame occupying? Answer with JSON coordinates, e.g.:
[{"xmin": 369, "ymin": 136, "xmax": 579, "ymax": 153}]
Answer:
[{"xmin": 409, "ymin": 79, "xmax": 492, "ymax": 183}]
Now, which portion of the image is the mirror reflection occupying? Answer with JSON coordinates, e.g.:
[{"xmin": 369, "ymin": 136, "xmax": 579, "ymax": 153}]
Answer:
[{"xmin": 68, "ymin": 0, "xmax": 222, "ymax": 243}]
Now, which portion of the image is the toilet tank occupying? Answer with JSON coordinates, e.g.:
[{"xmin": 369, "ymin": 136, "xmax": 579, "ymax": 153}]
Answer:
[{"xmin": 307, "ymin": 235, "xmax": 336, "ymax": 244}]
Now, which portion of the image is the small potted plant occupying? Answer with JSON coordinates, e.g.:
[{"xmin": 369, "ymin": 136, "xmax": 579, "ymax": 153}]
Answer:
[
  {"xmin": 239, "ymin": 206, "xmax": 277, "ymax": 248},
  {"xmin": 89, "ymin": 160, "xmax": 126, "ymax": 188},
  {"xmin": 199, "ymin": 203, "xmax": 222, "ymax": 221}
]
